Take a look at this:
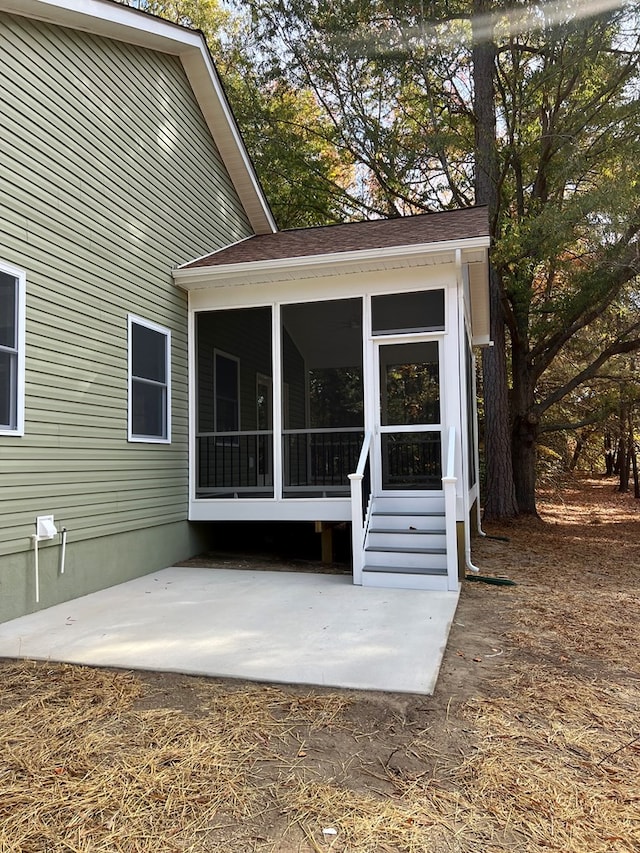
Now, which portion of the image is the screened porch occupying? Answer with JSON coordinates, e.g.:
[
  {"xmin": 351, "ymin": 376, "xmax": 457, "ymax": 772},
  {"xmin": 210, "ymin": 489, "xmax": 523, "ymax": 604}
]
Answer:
[
  {"xmin": 195, "ymin": 290, "xmax": 445, "ymax": 502},
  {"xmin": 196, "ymin": 298, "xmax": 364, "ymax": 499}
]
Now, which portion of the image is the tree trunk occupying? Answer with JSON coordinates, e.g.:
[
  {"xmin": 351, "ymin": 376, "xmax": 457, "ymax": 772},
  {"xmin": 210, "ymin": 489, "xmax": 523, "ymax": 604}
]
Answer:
[
  {"xmin": 512, "ymin": 414, "xmax": 539, "ymax": 514},
  {"xmin": 568, "ymin": 433, "xmax": 585, "ymax": 472},
  {"xmin": 473, "ymin": 0, "xmax": 518, "ymax": 520},
  {"xmin": 604, "ymin": 430, "xmax": 614, "ymax": 476},
  {"xmin": 511, "ymin": 349, "xmax": 539, "ymax": 514},
  {"xmin": 617, "ymin": 401, "xmax": 630, "ymax": 490},
  {"xmin": 614, "ymin": 438, "xmax": 623, "ymax": 476},
  {"xmin": 619, "ymin": 443, "xmax": 630, "ymax": 492},
  {"xmin": 482, "ymin": 271, "xmax": 519, "ymax": 519},
  {"xmin": 631, "ymin": 441, "xmax": 639, "ymax": 498}
]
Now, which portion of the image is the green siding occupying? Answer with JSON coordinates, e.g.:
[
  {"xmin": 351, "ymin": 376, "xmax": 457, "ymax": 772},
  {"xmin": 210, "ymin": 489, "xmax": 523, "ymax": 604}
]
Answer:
[
  {"xmin": 0, "ymin": 11, "xmax": 254, "ymax": 618},
  {"xmin": 0, "ymin": 522, "xmax": 209, "ymax": 624}
]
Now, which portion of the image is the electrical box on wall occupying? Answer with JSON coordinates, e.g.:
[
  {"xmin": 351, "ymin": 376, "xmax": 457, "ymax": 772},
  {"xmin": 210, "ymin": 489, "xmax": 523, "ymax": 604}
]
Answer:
[{"xmin": 36, "ymin": 515, "xmax": 57, "ymax": 540}]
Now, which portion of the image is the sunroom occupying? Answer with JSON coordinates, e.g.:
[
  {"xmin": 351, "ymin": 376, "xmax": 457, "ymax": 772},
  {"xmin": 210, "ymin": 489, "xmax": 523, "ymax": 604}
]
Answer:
[{"xmin": 173, "ymin": 209, "xmax": 491, "ymax": 591}]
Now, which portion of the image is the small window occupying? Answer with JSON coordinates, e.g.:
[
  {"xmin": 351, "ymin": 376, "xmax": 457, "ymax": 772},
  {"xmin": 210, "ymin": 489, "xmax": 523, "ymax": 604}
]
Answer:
[
  {"xmin": 371, "ymin": 290, "xmax": 445, "ymax": 335},
  {"xmin": 128, "ymin": 315, "xmax": 171, "ymax": 442},
  {"xmin": 0, "ymin": 263, "xmax": 25, "ymax": 436},
  {"xmin": 214, "ymin": 351, "xmax": 240, "ymax": 434}
]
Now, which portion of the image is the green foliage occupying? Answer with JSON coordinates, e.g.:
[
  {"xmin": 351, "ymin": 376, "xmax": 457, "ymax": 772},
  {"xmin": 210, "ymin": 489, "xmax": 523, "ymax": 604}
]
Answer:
[
  {"xmin": 124, "ymin": 0, "xmax": 355, "ymax": 227},
  {"xmin": 127, "ymin": 0, "xmax": 640, "ymax": 510},
  {"xmin": 309, "ymin": 367, "xmax": 363, "ymax": 427},
  {"xmin": 126, "ymin": 0, "xmax": 229, "ymax": 48}
]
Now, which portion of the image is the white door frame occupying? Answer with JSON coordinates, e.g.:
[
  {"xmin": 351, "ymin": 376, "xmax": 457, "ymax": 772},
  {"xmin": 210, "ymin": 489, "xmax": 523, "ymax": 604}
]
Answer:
[{"xmin": 370, "ymin": 334, "xmax": 445, "ymax": 496}]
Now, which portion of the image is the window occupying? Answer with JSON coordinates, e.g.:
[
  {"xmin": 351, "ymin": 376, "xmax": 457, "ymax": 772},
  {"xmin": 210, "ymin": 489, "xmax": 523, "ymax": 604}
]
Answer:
[
  {"xmin": 214, "ymin": 351, "xmax": 239, "ymax": 434},
  {"xmin": 371, "ymin": 290, "xmax": 445, "ymax": 335},
  {"xmin": 128, "ymin": 315, "xmax": 171, "ymax": 442},
  {"xmin": 0, "ymin": 263, "xmax": 25, "ymax": 436}
]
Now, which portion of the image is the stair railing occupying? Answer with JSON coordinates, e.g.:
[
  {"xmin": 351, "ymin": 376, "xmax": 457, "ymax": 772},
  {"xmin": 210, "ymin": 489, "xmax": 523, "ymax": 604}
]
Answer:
[
  {"xmin": 442, "ymin": 426, "xmax": 459, "ymax": 591},
  {"xmin": 348, "ymin": 431, "xmax": 373, "ymax": 585}
]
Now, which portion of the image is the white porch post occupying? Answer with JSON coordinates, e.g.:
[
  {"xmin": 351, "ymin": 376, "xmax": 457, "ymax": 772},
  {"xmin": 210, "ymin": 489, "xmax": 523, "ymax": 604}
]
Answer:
[
  {"xmin": 272, "ymin": 302, "xmax": 283, "ymax": 500},
  {"xmin": 443, "ymin": 426, "xmax": 459, "ymax": 591},
  {"xmin": 348, "ymin": 473, "xmax": 364, "ymax": 584}
]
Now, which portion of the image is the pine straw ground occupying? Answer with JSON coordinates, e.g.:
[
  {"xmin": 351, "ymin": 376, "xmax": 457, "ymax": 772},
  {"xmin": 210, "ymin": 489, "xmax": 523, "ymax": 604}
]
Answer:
[{"xmin": 0, "ymin": 475, "xmax": 638, "ymax": 852}]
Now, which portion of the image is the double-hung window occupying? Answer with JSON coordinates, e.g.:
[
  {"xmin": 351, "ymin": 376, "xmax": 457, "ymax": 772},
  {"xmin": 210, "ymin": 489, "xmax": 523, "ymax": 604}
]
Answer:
[
  {"xmin": 0, "ymin": 263, "xmax": 25, "ymax": 436},
  {"xmin": 128, "ymin": 315, "xmax": 171, "ymax": 442}
]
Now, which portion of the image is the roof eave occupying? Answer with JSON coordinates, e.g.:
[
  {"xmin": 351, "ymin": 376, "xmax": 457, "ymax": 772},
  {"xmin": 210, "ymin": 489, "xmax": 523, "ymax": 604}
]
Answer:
[{"xmin": 173, "ymin": 235, "xmax": 491, "ymax": 291}]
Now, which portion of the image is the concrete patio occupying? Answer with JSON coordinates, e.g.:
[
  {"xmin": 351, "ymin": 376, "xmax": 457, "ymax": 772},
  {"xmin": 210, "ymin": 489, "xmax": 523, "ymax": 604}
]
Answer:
[{"xmin": 0, "ymin": 566, "xmax": 460, "ymax": 694}]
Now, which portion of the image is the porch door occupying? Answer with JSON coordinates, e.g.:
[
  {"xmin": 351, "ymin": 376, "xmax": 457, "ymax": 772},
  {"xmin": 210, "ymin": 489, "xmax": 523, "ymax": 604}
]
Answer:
[{"xmin": 375, "ymin": 340, "xmax": 442, "ymax": 492}]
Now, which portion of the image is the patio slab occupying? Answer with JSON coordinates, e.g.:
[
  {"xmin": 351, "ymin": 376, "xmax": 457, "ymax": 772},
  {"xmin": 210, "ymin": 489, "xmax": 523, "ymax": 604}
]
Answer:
[{"xmin": 0, "ymin": 567, "xmax": 459, "ymax": 694}]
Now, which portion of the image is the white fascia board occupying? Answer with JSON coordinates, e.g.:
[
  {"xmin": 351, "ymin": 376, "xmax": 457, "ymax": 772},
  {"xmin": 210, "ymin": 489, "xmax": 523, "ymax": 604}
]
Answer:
[
  {"xmin": 0, "ymin": 0, "xmax": 276, "ymax": 236},
  {"xmin": 173, "ymin": 235, "xmax": 491, "ymax": 291},
  {"xmin": 180, "ymin": 50, "xmax": 277, "ymax": 236},
  {"xmin": 0, "ymin": 0, "xmax": 197, "ymax": 51}
]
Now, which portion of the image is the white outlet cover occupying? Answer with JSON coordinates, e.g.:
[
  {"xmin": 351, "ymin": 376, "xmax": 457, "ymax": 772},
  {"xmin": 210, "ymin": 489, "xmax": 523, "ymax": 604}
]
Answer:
[{"xmin": 36, "ymin": 515, "xmax": 57, "ymax": 539}]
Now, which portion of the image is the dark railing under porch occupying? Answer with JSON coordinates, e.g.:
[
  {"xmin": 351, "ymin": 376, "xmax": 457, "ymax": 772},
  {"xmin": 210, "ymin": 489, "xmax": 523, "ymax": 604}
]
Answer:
[
  {"xmin": 197, "ymin": 431, "xmax": 274, "ymax": 498},
  {"xmin": 282, "ymin": 428, "xmax": 364, "ymax": 497},
  {"xmin": 196, "ymin": 428, "xmax": 364, "ymax": 498}
]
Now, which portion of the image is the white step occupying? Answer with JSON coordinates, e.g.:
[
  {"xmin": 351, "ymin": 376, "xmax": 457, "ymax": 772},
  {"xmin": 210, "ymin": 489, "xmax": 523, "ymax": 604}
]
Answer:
[
  {"xmin": 369, "ymin": 513, "xmax": 446, "ymax": 531},
  {"xmin": 364, "ymin": 547, "xmax": 447, "ymax": 571},
  {"xmin": 367, "ymin": 529, "xmax": 447, "ymax": 550},
  {"xmin": 360, "ymin": 493, "xmax": 453, "ymax": 589},
  {"xmin": 371, "ymin": 496, "xmax": 445, "ymax": 515},
  {"xmin": 362, "ymin": 571, "xmax": 450, "ymax": 591},
  {"xmin": 363, "ymin": 562, "xmax": 447, "ymax": 576}
]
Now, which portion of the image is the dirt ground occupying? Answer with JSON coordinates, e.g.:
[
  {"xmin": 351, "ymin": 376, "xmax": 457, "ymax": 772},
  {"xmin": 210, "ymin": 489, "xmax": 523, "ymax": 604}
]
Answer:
[{"xmin": 0, "ymin": 475, "xmax": 638, "ymax": 852}]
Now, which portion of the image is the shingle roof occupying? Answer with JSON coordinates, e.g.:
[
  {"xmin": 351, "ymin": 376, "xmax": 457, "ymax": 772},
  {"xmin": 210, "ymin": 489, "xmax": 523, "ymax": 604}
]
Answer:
[{"xmin": 182, "ymin": 206, "xmax": 489, "ymax": 268}]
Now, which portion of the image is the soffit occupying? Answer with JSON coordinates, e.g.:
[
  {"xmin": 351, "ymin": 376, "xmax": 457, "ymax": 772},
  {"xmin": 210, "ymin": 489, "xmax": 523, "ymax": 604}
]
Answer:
[{"xmin": 173, "ymin": 239, "xmax": 489, "ymax": 291}]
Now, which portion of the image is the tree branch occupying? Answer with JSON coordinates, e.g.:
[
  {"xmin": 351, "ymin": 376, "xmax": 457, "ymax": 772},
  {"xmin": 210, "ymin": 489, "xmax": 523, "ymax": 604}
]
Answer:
[{"xmin": 536, "ymin": 334, "xmax": 640, "ymax": 417}]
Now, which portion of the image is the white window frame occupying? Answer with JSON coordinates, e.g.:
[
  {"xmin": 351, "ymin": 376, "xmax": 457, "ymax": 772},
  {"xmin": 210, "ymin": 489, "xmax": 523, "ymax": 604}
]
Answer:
[
  {"xmin": 128, "ymin": 314, "xmax": 171, "ymax": 444},
  {"xmin": 0, "ymin": 261, "xmax": 26, "ymax": 437}
]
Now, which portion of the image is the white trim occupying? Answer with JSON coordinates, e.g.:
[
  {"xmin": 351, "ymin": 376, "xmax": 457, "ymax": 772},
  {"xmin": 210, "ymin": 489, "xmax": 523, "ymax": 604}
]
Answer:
[
  {"xmin": 0, "ymin": 0, "xmax": 275, "ymax": 235},
  {"xmin": 189, "ymin": 497, "xmax": 352, "ymax": 523},
  {"xmin": 188, "ymin": 299, "xmax": 196, "ymax": 503},
  {"xmin": 0, "ymin": 260, "xmax": 26, "ymax": 436},
  {"xmin": 127, "ymin": 314, "xmax": 172, "ymax": 444},
  {"xmin": 372, "ymin": 335, "xmax": 445, "ymax": 495},
  {"xmin": 188, "ymin": 264, "xmax": 458, "ymax": 313},
  {"xmin": 272, "ymin": 303, "xmax": 283, "ymax": 499},
  {"xmin": 173, "ymin": 237, "xmax": 492, "ymax": 289}
]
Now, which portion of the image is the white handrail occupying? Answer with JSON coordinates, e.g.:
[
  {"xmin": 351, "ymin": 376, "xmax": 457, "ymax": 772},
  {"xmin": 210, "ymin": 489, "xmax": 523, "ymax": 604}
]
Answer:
[
  {"xmin": 353, "ymin": 431, "xmax": 373, "ymax": 478},
  {"xmin": 348, "ymin": 432, "xmax": 373, "ymax": 585},
  {"xmin": 445, "ymin": 424, "xmax": 456, "ymax": 479},
  {"xmin": 442, "ymin": 426, "xmax": 459, "ymax": 591}
]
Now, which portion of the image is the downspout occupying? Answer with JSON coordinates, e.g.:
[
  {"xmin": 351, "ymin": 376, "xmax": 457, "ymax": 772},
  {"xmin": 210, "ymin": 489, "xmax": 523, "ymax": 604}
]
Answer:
[
  {"xmin": 31, "ymin": 535, "xmax": 40, "ymax": 603},
  {"xmin": 456, "ymin": 251, "xmax": 481, "ymax": 575},
  {"xmin": 60, "ymin": 528, "xmax": 68, "ymax": 575},
  {"xmin": 471, "ymin": 350, "xmax": 488, "ymax": 539}
]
